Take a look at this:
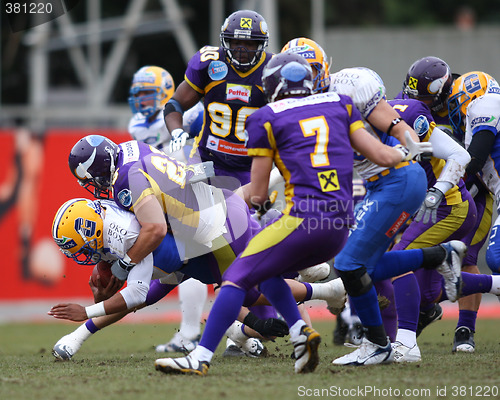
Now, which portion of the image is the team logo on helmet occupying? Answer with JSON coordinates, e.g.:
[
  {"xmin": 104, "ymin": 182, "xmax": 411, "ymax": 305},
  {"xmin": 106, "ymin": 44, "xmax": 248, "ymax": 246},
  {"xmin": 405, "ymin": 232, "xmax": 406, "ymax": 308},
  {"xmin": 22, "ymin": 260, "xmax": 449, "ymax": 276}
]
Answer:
[{"xmin": 240, "ymin": 17, "xmax": 252, "ymax": 29}]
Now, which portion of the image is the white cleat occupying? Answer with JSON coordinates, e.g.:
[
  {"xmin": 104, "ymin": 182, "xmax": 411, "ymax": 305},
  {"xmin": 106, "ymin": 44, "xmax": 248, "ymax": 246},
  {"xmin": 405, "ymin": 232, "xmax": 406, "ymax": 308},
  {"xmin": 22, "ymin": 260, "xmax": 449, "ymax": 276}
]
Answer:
[
  {"xmin": 52, "ymin": 334, "xmax": 82, "ymax": 361},
  {"xmin": 293, "ymin": 325, "xmax": 321, "ymax": 373},
  {"xmin": 437, "ymin": 241, "xmax": 466, "ymax": 302},
  {"xmin": 223, "ymin": 337, "xmax": 266, "ymax": 358},
  {"xmin": 155, "ymin": 354, "xmax": 209, "ymax": 376},
  {"xmin": 323, "ymin": 278, "xmax": 347, "ymax": 315},
  {"xmin": 297, "ymin": 263, "xmax": 331, "ymax": 283},
  {"xmin": 155, "ymin": 332, "xmax": 200, "ymax": 353},
  {"xmin": 332, "ymin": 337, "xmax": 394, "ymax": 366},
  {"xmin": 391, "ymin": 342, "xmax": 422, "ymax": 363}
]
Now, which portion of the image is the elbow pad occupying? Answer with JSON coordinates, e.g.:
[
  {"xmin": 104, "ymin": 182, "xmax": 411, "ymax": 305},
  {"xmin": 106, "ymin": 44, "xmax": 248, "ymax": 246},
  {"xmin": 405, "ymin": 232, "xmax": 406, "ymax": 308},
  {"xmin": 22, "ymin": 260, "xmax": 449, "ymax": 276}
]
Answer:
[{"xmin": 120, "ymin": 280, "xmax": 150, "ymax": 309}]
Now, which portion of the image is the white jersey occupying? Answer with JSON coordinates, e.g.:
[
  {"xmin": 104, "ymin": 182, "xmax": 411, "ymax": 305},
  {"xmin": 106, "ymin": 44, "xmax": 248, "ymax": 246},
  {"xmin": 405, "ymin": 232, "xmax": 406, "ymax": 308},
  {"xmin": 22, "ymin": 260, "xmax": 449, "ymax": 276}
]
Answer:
[
  {"xmin": 329, "ymin": 67, "xmax": 391, "ymax": 180},
  {"xmin": 464, "ymin": 92, "xmax": 500, "ymax": 201},
  {"xmin": 128, "ymin": 102, "xmax": 204, "ymax": 153}
]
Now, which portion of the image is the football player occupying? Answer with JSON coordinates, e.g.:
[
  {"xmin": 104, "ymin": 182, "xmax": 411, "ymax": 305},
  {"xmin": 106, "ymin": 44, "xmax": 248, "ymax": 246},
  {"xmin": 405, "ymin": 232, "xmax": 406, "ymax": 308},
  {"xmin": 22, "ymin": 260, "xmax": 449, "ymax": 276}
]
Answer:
[
  {"xmin": 127, "ymin": 65, "xmax": 207, "ymax": 353},
  {"xmin": 163, "ymin": 9, "xmax": 272, "ymax": 186},
  {"xmin": 399, "ymin": 58, "xmax": 494, "ymax": 354}
]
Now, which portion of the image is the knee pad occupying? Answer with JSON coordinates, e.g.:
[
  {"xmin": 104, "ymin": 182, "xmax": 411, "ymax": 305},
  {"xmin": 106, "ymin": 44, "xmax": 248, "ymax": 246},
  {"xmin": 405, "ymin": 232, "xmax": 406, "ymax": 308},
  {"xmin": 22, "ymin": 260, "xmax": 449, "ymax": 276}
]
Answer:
[{"xmin": 336, "ymin": 267, "xmax": 373, "ymax": 297}]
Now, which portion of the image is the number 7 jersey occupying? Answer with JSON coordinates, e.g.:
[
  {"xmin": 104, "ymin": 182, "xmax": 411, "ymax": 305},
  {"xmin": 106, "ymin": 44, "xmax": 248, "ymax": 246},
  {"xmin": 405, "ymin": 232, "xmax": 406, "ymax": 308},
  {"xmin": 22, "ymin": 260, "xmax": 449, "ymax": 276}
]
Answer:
[
  {"xmin": 184, "ymin": 45, "xmax": 272, "ymax": 172},
  {"xmin": 245, "ymin": 92, "xmax": 362, "ymax": 223}
]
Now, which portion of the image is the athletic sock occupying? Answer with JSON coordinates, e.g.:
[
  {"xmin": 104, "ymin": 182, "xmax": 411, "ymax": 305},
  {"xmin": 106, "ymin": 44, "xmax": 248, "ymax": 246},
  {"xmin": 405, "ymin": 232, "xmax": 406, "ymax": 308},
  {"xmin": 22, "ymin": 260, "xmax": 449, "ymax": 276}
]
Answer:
[
  {"xmin": 198, "ymin": 285, "xmax": 245, "ymax": 357},
  {"xmin": 393, "ymin": 274, "xmax": 420, "ymax": 333}
]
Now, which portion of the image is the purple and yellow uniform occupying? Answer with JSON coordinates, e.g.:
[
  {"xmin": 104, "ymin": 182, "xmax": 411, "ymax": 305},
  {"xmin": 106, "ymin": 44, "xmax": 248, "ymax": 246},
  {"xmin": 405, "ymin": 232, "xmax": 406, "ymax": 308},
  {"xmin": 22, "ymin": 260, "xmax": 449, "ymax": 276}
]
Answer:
[
  {"xmin": 223, "ymin": 91, "xmax": 359, "ymax": 289},
  {"xmin": 185, "ymin": 46, "xmax": 272, "ymax": 184},
  {"xmin": 111, "ymin": 140, "xmax": 255, "ymax": 262}
]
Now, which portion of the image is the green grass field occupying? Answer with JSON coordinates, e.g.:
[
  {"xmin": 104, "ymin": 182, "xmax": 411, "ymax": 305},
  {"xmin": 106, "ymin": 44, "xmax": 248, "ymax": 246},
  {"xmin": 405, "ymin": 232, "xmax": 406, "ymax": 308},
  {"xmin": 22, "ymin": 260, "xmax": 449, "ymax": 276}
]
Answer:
[{"xmin": 1, "ymin": 319, "xmax": 499, "ymax": 400}]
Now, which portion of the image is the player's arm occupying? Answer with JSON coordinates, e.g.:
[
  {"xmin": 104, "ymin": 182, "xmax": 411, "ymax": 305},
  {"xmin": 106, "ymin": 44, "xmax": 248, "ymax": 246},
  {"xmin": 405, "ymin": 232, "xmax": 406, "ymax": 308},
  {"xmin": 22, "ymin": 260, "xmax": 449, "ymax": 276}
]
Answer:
[
  {"xmin": 127, "ymin": 194, "xmax": 168, "ymax": 263},
  {"xmin": 350, "ymin": 128, "xmax": 431, "ymax": 167},
  {"xmin": 465, "ymin": 129, "xmax": 496, "ymax": 176},
  {"xmin": 164, "ymin": 81, "xmax": 202, "ymax": 132},
  {"xmin": 249, "ymin": 156, "xmax": 274, "ymax": 214},
  {"xmin": 429, "ymin": 126, "xmax": 471, "ymax": 193},
  {"xmin": 366, "ymin": 98, "xmax": 420, "ymax": 144}
]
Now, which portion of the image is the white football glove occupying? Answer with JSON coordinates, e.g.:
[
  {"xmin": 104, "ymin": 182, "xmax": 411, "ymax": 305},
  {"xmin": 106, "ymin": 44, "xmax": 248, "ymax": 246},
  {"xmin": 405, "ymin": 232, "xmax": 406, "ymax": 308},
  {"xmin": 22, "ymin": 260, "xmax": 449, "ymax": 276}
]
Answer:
[
  {"xmin": 403, "ymin": 130, "xmax": 433, "ymax": 162},
  {"xmin": 414, "ymin": 187, "xmax": 444, "ymax": 224},
  {"xmin": 169, "ymin": 129, "xmax": 190, "ymax": 153}
]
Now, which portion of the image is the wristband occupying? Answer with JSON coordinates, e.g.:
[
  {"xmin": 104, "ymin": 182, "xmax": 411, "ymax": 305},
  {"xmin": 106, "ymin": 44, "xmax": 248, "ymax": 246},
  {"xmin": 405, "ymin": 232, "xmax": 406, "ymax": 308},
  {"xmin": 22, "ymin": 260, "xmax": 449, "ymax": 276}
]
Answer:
[
  {"xmin": 85, "ymin": 302, "xmax": 106, "ymax": 319},
  {"xmin": 386, "ymin": 117, "xmax": 402, "ymax": 135}
]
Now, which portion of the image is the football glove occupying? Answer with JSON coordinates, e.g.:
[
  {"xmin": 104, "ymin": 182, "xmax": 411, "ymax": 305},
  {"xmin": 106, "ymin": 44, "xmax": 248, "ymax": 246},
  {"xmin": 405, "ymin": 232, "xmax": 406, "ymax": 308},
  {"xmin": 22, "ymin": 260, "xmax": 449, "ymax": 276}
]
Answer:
[
  {"xmin": 243, "ymin": 312, "xmax": 289, "ymax": 338},
  {"xmin": 111, "ymin": 258, "xmax": 136, "ymax": 281},
  {"xmin": 169, "ymin": 128, "xmax": 190, "ymax": 153},
  {"xmin": 414, "ymin": 187, "xmax": 444, "ymax": 224},
  {"xmin": 395, "ymin": 131, "xmax": 433, "ymax": 162}
]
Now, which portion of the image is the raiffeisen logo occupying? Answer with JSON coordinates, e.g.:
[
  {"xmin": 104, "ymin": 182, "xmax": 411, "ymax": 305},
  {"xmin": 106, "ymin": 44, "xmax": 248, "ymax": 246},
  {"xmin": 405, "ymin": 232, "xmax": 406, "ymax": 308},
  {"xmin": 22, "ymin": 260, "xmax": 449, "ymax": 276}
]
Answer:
[{"xmin": 226, "ymin": 84, "xmax": 251, "ymax": 103}]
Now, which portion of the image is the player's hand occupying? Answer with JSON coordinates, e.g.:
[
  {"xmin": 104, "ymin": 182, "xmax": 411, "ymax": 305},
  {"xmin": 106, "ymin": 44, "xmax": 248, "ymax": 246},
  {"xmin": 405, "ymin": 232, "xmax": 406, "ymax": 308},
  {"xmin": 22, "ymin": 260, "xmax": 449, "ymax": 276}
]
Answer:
[
  {"xmin": 403, "ymin": 130, "xmax": 433, "ymax": 162},
  {"xmin": 47, "ymin": 303, "xmax": 87, "ymax": 322},
  {"xmin": 251, "ymin": 190, "xmax": 278, "ymax": 220},
  {"xmin": 414, "ymin": 187, "xmax": 444, "ymax": 224},
  {"xmin": 89, "ymin": 275, "xmax": 123, "ymax": 303},
  {"xmin": 169, "ymin": 129, "xmax": 190, "ymax": 153}
]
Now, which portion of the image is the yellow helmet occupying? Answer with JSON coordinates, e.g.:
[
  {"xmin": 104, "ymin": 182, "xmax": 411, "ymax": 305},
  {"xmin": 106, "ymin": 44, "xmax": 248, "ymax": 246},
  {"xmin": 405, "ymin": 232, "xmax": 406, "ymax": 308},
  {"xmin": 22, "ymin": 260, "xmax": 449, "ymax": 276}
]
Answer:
[
  {"xmin": 128, "ymin": 66, "xmax": 175, "ymax": 117},
  {"xmin": 281, "ymin": 37, "xmax": 330, "ymax": 93},
  {"xmin": 52, "ymin": 198, "xmax": 104, "ymax": 265},
  {"xmin": 448, "ymin": 71, "xmax": 498, "ymax": 135}
]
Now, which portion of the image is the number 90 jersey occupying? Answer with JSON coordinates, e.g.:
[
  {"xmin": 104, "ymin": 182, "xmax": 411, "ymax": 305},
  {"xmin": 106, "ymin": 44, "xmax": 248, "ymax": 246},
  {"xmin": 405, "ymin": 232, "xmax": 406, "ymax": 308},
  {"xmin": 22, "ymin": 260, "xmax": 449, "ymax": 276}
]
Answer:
[
  {"xmin": 246, "ymin": 92, "xmax": 361, "ymax": 224},
  {"xmin": 184, "ymin": 46, "xmax": 272, "ymax": 172}
]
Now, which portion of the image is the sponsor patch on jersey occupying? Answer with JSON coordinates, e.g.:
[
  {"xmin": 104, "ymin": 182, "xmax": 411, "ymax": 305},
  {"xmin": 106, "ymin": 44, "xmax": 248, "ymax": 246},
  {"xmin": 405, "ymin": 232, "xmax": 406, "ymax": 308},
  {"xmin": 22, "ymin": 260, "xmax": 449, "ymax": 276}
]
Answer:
[
  {"xmin": 226, "ymin": 84, "xmax": 251, "ymax": 103},
  {"xmin": 413, "ymin": 115, "xmax": 430, "ymax": 135},
  {"xmin": 488, "ymin": 86, "xmax": 500, "ymax": 95},
  {"xmin": 317, "ymin": 169, "xmax": 339, "ymax": 192},
  {"xmin": 208, "ymin": 61, "xmax": 228, "ymax": 81},
  {"xmin": 54, "ymin": 236, "xmax": 78, "ymax": 250},
  {"xmin": 121, "ymin": 141, "xmax": 140, "ymax": 165},
  {"xmin": 471, "ymin": 116, "xmax": 495, "ymax": 130},
  {"xmin": 117, "ymin": 189, "xmax": 132, "ymax": 208},
  {"xmin": 207, "ymin": 135, "xmax": 248, "ymax": 156}
]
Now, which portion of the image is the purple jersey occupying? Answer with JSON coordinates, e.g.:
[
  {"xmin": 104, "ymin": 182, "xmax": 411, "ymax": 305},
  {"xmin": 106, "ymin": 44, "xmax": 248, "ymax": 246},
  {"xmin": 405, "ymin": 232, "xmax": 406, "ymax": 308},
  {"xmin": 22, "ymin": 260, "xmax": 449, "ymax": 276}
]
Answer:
[
  {"xmin": 246, "ymin": 92, "xmax": 363, "ymax": 224},
  {"xmin": 185, "ymin": 46, "xmax": 272, "ymax": 172},
  {"xmin": 387, "ymin": 98, "xmax": 468, "ymax": 206},
  {"xmin": 112, "ymin": 140, "xmax": 203, "ymax": 241}
]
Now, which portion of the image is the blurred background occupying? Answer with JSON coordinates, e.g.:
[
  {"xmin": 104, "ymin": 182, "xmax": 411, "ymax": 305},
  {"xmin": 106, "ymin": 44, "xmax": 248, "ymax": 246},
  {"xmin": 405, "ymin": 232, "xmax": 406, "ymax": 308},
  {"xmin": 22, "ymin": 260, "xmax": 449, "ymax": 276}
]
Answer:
[{"xmin": 1, "ymin": 0, "xmax": 499, "ymax": 305}]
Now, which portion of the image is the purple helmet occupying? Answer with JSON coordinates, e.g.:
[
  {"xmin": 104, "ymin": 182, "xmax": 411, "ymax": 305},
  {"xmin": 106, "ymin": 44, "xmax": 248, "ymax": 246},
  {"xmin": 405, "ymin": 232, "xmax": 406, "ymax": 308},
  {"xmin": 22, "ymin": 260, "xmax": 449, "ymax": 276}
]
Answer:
[
  {"xmin": 262, "ymin": 52, "xmax": 313, "ymax": 103},
  {"xmin": 402, "ymin": 56, "xmax": 453, "ymax": 112},
  {"xmin": 220, "ymin": 10, "xmax": 269, "ymax": 71},
  {"xmin": 68, "ymin": 135, "xmax": 118, "ymax": 199}
]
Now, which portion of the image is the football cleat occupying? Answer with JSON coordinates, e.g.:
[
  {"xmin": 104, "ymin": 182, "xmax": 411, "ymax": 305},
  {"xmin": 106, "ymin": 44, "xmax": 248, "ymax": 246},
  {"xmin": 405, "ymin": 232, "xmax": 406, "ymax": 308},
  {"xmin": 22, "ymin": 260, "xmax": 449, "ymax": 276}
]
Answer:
[
  {"xmin": 391, "ymin": 342, "xmax": 422, "ymax": 363},
  {"xmin": 155, "ymin": 333, "xmax": 200, "ymax": 354},
  {"xmin": 223, "ymin": 338, "xmax": 266, "ymax": 358},
  {"xmin": 52, "ymin": 334, "xmax": 83, "ymax": 361},
  {"xmin": 155, "ymin": 354, "xmax": 210, "ymax": 376},
  {"xmin": 297, "ymin": 262, "xmax": 330, "ymax": 283},
  {"xmin": 437, "ymin": 241, "xmax": 466, "ymax": 302},
  {"xmin": 333, "ymin": 313, "xmax": 349, "ymax": 346},
  {"xmin": 452, "ymin": 326, "xmax": 475, "ymax": 353},
  {"xmin": 346, "ymin": 322, "xmax": 365, "ymax": 346},
  {"xmin": 332, "ymin": 337, "xmax": 394, "ymax": 366},
  {"xmin": 416, "ymin": 303, "xmax": 443, "ymax": 337},
  {"xmin": 292, "ymin": 325, "xmax": 321, "ymax": 373}
]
